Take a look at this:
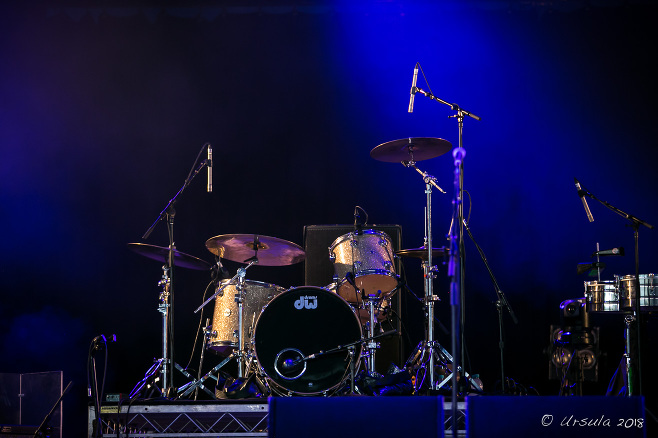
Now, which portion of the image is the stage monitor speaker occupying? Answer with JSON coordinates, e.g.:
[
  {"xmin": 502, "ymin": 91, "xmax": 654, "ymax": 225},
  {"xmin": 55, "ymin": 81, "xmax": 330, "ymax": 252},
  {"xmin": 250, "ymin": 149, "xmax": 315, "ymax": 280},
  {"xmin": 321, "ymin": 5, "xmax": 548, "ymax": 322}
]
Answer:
[
  {"xmin": 466, "ymin": 395, "xmax": 646, "ymax": 438},
  {"xmin": 302, "ymin": 224, "xmax": 402, "ymax": 287},
  {"xmin": 268, "ymin": 396, "xmax": 443, "ymax": 438}
]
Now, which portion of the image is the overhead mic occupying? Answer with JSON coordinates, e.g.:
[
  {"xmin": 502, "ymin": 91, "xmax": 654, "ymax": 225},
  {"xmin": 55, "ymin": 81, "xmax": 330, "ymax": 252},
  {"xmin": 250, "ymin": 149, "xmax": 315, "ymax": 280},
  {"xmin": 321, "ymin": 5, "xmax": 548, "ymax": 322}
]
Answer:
[
  {"xmin": 408, "ymin": 63, "xmax": 419, "ymax": 113},
  {"xmin": 207, "ymin": 144, "xmax": 213, "ymax": 193},
  {"xmin": 574, "ymin": 178, "xmax": 594, "ymax": 222}
]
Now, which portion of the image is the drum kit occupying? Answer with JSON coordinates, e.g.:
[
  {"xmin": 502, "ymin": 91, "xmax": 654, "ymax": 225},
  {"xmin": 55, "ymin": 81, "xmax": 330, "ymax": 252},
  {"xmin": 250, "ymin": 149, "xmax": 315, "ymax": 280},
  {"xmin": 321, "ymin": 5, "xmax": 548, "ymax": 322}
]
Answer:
[{"xmin": 127, "ymin": 137, "xmax": 468, "ymax": 399}]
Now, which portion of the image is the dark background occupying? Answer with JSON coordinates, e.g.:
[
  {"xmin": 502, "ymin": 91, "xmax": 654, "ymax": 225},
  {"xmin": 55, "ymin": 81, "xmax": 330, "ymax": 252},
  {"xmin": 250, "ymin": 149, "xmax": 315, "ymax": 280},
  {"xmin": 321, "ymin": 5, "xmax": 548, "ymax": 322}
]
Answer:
[{"xmin": 1, "ymin": 1, "xmax": 657, "ymax": 435}]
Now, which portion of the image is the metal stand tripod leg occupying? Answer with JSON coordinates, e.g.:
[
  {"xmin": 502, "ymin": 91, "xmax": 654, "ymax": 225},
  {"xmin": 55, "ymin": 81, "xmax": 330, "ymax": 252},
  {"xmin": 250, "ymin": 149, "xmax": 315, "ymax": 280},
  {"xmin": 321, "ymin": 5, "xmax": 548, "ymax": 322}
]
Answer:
[
  {"xmin": 623, "ymin": 313, "xmax": 636, "ymax": 396},
  {"xmin": 364, "ymin": 294, "xmax": 382, "ymax": 376}
]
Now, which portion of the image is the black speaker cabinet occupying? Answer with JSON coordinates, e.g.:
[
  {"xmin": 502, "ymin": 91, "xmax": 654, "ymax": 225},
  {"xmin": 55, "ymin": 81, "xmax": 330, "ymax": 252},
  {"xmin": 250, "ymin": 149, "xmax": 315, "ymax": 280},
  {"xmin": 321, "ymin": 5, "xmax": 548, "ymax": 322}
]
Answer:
[{"xmin": 302, "ymin": 224, "xmax": 403, "ymax": 370}]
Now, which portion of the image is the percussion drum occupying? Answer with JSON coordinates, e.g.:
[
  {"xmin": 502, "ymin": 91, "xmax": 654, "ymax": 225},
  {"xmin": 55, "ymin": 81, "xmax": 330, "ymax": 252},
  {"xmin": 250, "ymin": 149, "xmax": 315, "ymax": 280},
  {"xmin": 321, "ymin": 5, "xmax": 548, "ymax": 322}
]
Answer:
[
  {"xmin": 329, "ymin": 230, "xmax": 398, "ymax": 303},
  {"xmin": 253, "ymin": 286, "xmax": 362, "ymax": 395},
  {"xmin": 617, "ymin": 274, "xmax": 658, "ymax": 311},
  {"xmin": 584, "ymin": 280, "xmax": 619, "ymax": 313},
  {"xmin": 209, "ymin": 279, "xmax": 284, "ymax": 354}
]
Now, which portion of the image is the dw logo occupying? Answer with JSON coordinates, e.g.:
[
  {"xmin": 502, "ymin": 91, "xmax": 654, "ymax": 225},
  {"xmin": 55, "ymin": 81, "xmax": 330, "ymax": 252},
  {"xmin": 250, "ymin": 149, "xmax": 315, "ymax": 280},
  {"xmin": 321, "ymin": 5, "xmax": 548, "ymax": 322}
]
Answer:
[{"xmin": 294, "ymin": 295, "xmax": 318, "ymax": 310}]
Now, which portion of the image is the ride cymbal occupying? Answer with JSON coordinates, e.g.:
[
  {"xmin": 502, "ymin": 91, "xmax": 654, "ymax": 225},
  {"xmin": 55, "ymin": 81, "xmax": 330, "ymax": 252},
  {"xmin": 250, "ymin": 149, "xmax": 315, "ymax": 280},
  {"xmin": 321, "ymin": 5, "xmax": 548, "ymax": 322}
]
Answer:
[
  {"xmin": 370, "ymin": 137, "xmax": 452, "ymax": 163},
  {"xmin": 128, "ymin": 243, "xmax": 211, "ymax": 270},
  {"xmin": 205, "ymin": 234, "xmax": 306, "ymax": 266},
  {"xmin": 396, "ymin": 246, "xmax": 449, "ymax": 260}
]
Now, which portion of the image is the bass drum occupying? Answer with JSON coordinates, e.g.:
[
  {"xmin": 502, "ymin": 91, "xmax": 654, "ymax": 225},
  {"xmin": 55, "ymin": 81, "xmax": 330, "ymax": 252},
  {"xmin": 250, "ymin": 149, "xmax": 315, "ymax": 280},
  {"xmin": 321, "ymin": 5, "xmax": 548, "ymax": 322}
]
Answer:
[{"xmin": 253, "ymin": 286, "xmax": 362, "ymax": 395}]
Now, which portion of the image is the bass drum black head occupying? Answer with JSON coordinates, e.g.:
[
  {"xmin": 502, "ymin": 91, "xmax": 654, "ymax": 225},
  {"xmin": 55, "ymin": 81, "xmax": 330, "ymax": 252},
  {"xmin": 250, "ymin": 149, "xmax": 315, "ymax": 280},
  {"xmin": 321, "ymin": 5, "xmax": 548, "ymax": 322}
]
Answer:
[{"xmin": 253, "ymin": 286, "xmax": 362, "ymax": 395}]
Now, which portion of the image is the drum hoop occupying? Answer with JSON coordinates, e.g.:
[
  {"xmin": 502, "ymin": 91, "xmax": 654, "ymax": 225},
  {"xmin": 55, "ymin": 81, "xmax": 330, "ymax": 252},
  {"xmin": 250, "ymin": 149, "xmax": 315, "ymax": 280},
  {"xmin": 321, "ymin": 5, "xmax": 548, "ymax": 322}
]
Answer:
[{"xmin": 329, "ymin": 229, "xmax": 392, "ymax": 250}]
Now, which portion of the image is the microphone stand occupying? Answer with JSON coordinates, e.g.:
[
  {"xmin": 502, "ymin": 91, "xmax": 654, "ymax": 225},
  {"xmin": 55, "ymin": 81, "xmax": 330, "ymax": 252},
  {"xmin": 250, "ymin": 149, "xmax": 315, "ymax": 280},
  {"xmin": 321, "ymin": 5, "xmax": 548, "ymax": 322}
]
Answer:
[
  {"xmin": 414, "ymin": 85, "xmax": 480, "ymax": 438},
  {"xmin": 140, "ymin": 144, "xmax": 211, "ymax": 397},
  {"xmin": 578, "ymin": 182, "xmax": 653, "ymax": 396},
  {"xmin": 462, "ymin": 218, "xmax": 518, "ymax": 393}
]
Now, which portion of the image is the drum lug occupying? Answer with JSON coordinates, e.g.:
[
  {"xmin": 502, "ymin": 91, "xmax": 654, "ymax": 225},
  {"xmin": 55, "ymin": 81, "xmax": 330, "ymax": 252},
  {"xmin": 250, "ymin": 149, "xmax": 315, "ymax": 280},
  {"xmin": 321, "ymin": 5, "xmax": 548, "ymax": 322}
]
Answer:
[
  {"xmin": 350, "ymin": 239, "xmax": 358, "ymax": 247},
  {"xmin": 353, "ymin": 261, "xmax": 362, "ymax": 271},
  {"xmin": 328, "ymin": 251, "xmax": 336, "ymax": 262}
]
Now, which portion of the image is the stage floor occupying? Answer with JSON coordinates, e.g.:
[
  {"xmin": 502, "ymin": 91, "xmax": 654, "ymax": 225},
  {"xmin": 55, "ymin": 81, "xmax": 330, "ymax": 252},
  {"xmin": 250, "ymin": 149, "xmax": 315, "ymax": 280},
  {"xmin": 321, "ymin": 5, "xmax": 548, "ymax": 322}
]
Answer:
[
  {"xmin": 88, "ymin": 395, "xmax": 649, "ymax": 438},
  {"xmin": 88, "ymin": 398, "xmax": 466, "ymax": 437}
]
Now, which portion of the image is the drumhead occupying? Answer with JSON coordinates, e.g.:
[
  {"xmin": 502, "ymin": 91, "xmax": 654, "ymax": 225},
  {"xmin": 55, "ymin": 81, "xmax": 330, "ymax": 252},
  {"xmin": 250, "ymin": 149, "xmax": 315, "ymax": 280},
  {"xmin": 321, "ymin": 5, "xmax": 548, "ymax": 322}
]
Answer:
[{"xmin": 253, "ymin": 286, "xmax": 362, "ymax": 395}]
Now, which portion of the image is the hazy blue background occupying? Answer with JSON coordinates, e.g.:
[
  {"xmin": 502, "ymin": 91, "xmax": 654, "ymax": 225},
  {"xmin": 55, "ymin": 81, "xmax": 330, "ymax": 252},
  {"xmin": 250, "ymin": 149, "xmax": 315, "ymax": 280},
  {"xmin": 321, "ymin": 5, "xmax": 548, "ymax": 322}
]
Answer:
[{"xmin": 1, "ymin": 1, "xmax": 656, "ymax": 434}]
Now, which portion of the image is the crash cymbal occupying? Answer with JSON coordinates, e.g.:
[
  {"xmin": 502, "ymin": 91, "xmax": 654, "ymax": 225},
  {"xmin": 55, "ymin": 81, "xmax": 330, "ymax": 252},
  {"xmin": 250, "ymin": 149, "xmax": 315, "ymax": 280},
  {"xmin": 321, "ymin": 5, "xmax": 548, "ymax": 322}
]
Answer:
[
  {"xmin": 205, "ymin": 234, "xmax": 306, "ymax": 266},
  {"xmin": 370, "ymin": 137, "xmax": 452, "ymax": 163},
  {"xmin": 128, "ymin": 243, "xmax": 211, "ymax": 270},
  {"xmin": 396, "ymin": 246, "xmax": 449, "ymax": 260}
]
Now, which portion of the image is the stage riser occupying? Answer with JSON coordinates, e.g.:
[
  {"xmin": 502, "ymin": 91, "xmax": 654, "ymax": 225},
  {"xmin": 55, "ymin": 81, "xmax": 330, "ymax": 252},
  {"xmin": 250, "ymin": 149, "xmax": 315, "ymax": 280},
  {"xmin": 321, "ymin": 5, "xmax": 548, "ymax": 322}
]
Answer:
[{"xmin": 88, "ymin": 396, "xmax": 646, "ymax": 438}]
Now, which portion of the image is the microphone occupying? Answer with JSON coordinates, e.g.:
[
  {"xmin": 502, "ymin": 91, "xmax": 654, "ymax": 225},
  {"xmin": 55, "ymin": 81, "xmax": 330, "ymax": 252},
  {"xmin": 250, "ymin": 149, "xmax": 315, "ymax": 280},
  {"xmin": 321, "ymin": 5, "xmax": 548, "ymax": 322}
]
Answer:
[
  {"xmin": 408, "ymin": 63, "xmax": 419, "ymax": 113},
  {"xmin": 281, "ymin": 358, "xmax": 302, "ymax": 370},
  {"xmin": 592, "ymin": 247, "xmax": 624, "ymax": 257},
  {"xmin": 574, "ymin": 178, "xmax": 594, "ymax": 222},
  {"xmin": 207, "ymin": 144, "xmax": 213, "ymax": 193},
  {"xmin": 354, "ymin": 206, "xmax": 364, "ymax": 235}
]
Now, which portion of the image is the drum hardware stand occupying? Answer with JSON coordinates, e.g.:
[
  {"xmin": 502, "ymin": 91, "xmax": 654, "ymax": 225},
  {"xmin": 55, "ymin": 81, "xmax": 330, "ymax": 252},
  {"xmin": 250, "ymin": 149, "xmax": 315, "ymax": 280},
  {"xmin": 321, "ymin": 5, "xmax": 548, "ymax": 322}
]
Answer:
[
  {"xmin": 129, "ymin": 263, "xmax": 195, "ymax": 400},
  {"xmin": 461, "ymin": 217, "xmax": 517, "ymax": 393},
  {"xmin": 405, "ymin": 339, "xmax": 480, "ymax": 393},
  {"xmin": 195, "ymin": 259, "xmax": 259, "ymax": 379},
  {"xmin": 176, "ymin": 353, "xmax": 234, "ymax": 399},
  {"xmin": 400, "ymin": 157, "xmax": 446, "ymax": 392},
  {"xmin": 575, "ymin": 179, "xmax": 653, "ymax": 396},
  {"xmin": 622, "ymin": 313, "xmax": 636, "ymax": 396},
  {"xmin": 138, "ymin": 143, "xmax": 212, "ymax": 397},
  {"xmin": 363, "ymin": 291, "xmax": 384, "ymax": 377}
]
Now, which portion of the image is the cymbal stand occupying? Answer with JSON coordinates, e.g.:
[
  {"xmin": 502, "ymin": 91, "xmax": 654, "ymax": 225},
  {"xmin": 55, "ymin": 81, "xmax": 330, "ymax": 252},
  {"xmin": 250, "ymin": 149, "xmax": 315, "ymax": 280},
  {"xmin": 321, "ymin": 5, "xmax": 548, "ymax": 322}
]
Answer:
[
  {"xmin": 139, "ymin": 143, "xmax": 211, "ymax": 396},
  {"xmin": 401, "ymin": 158, "xmax": 445, "ymax": 391},
  {"xmin": 577, "ymin": 180, "xmax": 653, "ymax": 396}
]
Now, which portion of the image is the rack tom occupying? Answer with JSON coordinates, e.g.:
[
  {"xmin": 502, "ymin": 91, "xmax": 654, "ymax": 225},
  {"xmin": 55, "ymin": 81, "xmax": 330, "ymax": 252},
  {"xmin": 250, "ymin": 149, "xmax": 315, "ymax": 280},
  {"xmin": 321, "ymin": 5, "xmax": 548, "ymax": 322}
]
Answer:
[{"xmin": 329, "ymin": 229, "xmax": 399, "ymax": 303}]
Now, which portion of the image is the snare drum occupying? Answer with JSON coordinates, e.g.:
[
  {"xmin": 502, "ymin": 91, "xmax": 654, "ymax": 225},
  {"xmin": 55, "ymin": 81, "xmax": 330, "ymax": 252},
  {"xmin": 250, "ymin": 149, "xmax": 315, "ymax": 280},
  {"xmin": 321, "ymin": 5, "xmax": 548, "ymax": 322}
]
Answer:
[
  {"xmin": 209, "ymin": 279, "xmax": 284, "ymax": 354},
  {"xmin": 584, "ymin": 280, "xmax": 619, "ymax": 313},
  {"xmin": 329, "ymin": 229, "xmax": 399, "ymax": 303},
  {"xmin": 253, "ymin": 286, "xmax": 362, "ymax": 395},
  {"xmin": 617, "ymin": 274, "xmax": 658, "ymax": 311}
]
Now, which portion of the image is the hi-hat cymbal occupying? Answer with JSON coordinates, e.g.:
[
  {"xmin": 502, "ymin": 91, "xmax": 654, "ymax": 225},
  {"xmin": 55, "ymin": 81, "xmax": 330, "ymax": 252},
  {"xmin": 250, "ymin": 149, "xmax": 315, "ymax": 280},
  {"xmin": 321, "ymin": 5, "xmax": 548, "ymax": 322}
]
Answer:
[
  {"xmin": 370, "ymin": 137, "xmax": 452, "ymax": 163},
  {"xmin": 396, "ymin": 246, "xmax": 449, "ymax": 260},
  {"xmin": 128, "ymin": 243, "xmax": 211, "ymax": 270},
  {"xmin": 205, "ymin": 234, "xmax": 306, "ymax": 266}
]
